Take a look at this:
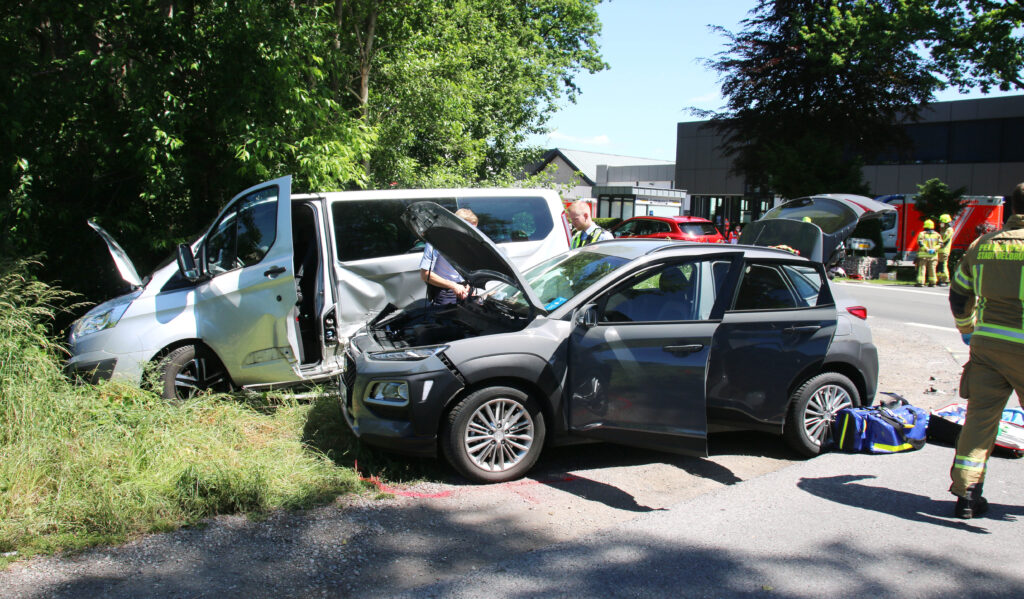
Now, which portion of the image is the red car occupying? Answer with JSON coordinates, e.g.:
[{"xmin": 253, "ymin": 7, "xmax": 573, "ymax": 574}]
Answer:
[{"xmin": 610, "ymin": 216, "xmax": 726, "ymax": 243}]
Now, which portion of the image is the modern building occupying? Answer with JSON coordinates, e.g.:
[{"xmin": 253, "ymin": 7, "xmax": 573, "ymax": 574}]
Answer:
[{"xmin": 675, "ymin": 95, "xmax": 1024, "ymax": 228}]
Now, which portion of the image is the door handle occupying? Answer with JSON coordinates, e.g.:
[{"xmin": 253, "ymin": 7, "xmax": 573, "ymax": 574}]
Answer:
[
  {"xmin": 784, "ymin": 325, "xmax": 821, "ymax": 334},
  {"xmin": 264, "ymin": 265, "xmax": 287, "ymax": 278},
  {"xmin": 663, "ymin": 343, "xmax": 704, "ymax": 354}
]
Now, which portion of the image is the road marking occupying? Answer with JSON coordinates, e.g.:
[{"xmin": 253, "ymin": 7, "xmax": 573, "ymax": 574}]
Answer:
[{"xmin": 905, "ymin": 322, "xmax": 956, "ymax": 331}]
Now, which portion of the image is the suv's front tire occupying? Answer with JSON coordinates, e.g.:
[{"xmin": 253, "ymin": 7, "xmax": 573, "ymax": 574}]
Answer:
[{"xmin": 441, "ymin": 386, "xmax": 546, "ymax": 483}]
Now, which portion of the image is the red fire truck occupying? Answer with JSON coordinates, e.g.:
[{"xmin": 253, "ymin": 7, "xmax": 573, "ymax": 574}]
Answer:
[{"xmin": 875, "ymin": 194, "xmax": 1004, "ymax": 262}]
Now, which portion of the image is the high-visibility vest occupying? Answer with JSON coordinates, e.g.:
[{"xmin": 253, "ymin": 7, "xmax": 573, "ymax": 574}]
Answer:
[
  {"xmin": 939, "ymin": 226, "xmax": 954, "ymax": 253},
  {"xmin": 917, "ymin": 230, "xmax": 942, "ymax": 258},
  {"xmin": 951, "ymin": 214, "xmax": 1024, "ymax": 348},
  {"xmin": 571, "ymin": 227, "xmax": 604, "ymax": 249}
]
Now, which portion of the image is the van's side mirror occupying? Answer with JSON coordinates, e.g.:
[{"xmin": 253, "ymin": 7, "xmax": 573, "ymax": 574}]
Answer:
[
  {"xmin": 574, "ymin": 304, "xmax": 598, "ymax": 328},
  {"xmin": 176, "ymin": 244, "xmax": 201, "ymax": 282}
]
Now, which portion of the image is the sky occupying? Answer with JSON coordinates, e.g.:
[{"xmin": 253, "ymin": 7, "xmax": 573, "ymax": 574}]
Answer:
[{"xmin": 528, "ymin": 0, "xmax": 1022, "ymax": 161}]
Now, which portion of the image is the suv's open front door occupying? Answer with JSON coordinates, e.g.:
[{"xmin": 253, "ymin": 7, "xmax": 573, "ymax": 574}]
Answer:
[
  {"xmin": 193, "ymin": 176, "xmax": 301, "ymax": 386},
  {"xmin": 566, "ymin": 254, "xmax": 743, "ymax": 456}
]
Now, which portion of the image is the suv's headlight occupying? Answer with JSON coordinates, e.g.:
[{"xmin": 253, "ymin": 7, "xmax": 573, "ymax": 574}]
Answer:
[
  {"xmin": 369, "ymin": 345, "xmax": 448, "ymax": 361},
  {"xmin": 365, "ymin": 381, "xmax": 410, "ymax": 406},
  {"xmin": 71, "ymin": 290, "xmax": 141, "ymax": 340}
]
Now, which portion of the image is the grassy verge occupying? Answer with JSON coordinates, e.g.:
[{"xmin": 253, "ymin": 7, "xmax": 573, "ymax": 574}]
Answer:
[{"xmin": 0, "ymin": 260, "xmax": 440, "ymax": 568}]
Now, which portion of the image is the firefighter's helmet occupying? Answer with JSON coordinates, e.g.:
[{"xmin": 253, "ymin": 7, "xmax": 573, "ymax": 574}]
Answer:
[
  {"xmin": 939, "ymin": 213, "xmax": 952, "ymax": 223},
  {"xmin": 923, "ymin": 219, "xmax": 935, "ymax": 229}
]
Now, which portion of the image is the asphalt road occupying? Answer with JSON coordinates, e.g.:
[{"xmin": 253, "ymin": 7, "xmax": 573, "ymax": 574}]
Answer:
[{"xmin": 834, "ymin": 281, "xmax": 954, "ymax": 330}]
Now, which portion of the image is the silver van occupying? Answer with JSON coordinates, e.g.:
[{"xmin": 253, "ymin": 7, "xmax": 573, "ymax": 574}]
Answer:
[{"xmin": 66, "ymin": 176, "xmax": 571, "ymax": 398}]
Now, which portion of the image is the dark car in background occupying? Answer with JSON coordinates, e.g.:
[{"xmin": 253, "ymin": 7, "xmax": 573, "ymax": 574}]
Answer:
[
  {"xmin": 339, "ymin": 202, "xmax": 879, "ymax": 483},
  {"xmin": 611, "ymin": 215, "xmax": 726, "ymax": 243}
]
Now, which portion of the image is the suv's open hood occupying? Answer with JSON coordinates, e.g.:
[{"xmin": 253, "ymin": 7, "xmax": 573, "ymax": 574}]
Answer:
[
  {"xmin": 739, "ymin": 194, "xmax": 895, "ymax": 266},
  {"xmin": 401, "ymin": 202, "xmax": 545, "ymax": 312},
  {"xmin": 88, "ymin": 220, "xmax": 144, "ymax": 289}
]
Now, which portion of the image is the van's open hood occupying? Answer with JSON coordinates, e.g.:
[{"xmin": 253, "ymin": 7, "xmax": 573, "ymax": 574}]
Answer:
[
  {"xmin": 88, "ymin": 220, "xmax": 144, "ymax": 288},
  {"xmin": 401, "ymin": 202, "xmax": 545, "ymax": 312},
  {"xmin": 739, "ymin": 194, "xmax": 895, "ymax": 266}
]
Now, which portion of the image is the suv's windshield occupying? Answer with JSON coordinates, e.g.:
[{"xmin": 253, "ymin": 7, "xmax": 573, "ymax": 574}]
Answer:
[{"xmin": 488, "ymin": 250, "xmax": 630, "ymax": 313}]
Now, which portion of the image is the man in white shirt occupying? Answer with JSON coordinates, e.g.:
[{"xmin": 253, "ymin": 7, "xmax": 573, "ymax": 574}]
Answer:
[
  {"xmin": 567, "ymin": 201, "xmax": 613, "ymax": 248},
  {"xmin": 419, "ymin": 208, "xmax": 478, "ymax": 305}
]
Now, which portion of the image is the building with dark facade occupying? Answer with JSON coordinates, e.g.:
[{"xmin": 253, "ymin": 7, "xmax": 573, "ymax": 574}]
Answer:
[{"xmin": 675, "ymin": 95, "xmax": 1024, "ymax": 228}]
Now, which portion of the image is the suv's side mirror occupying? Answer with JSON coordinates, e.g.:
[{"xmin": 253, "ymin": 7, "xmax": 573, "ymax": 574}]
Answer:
[
  {"xmin": 574, "ymin": 303, "xmax": 598, "ymax": 328},
  {"xmin": 176, "ymin": 244, "xmax": 201, "ymax": 282}
]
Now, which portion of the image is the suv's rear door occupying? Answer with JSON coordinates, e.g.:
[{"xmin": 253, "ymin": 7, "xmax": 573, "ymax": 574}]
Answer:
[
  {"xmin": 567, "ymin": 254, "xmax": 743, "ymax": 455},
  {"xmin": 706, "ymin": 259, "xmax": 837, "ymax": 430}
]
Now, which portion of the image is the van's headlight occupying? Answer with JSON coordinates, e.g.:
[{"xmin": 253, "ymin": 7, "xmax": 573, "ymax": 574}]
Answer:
[
  {"xmin": 369, "ymin": 345, "xmax": 447, "ymax": 361},
  {"xmin": 71, "ymin": 290, "xmax": 141, "ymax": 340}
]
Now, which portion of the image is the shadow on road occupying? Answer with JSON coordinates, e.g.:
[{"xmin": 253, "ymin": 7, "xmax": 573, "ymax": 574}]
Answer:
[{"xmin": 797, "ymin": 473, "xmax": 1024, "ymax": 532}]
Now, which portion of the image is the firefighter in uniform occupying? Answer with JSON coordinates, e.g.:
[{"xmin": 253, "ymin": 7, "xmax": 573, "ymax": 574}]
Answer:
[
  {"xmin": 936, "ymin": 213, "xmax": 954, "ymax": 286},
  {"xmin": 948, "ymin": 183, "xmax": 1024, "ymax": 519},
  {"xmin": 915, "ymin": 219, "xmax": 942, "ymax": 286},
  {"xmin": 567, "ymin": 200, "xmax": 613, "ymax": 248}
]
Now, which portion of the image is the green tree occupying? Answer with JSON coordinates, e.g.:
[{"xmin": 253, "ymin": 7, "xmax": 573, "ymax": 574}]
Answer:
[
  {"xmin": 914, "ymin": 178, "xmax": 966, "ymax": 223},
  {"xmin": 328, "ymin": 0, "xmax": 606, "ymax": 188},
  {"xmin": 700, "ymin": 0, "xmax": 1024, "ymax": 198}
]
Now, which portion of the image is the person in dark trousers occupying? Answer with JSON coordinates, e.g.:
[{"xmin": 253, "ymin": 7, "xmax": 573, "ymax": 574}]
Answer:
[
  {"xmin": 947, "ymin": 183, "xmax": 1024, "ymax": 518},
  {"xmin": 419, "ymin": 208, "xmax": 478, "ymax": 305}
]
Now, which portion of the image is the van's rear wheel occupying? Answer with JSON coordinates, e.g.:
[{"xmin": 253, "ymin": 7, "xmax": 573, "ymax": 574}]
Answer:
[{"xmin": 158, "ymin": 344, "xmax": 232, "ymax": 400}]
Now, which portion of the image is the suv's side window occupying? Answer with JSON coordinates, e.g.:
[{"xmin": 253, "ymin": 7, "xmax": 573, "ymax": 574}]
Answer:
[
  {"xmin": 204, "ymin": 186, "xmax": 279, "ymax": 276},
  {"xmin": 601, "ymin": 261, "xmax": 711, "ymax": 323},
  {"xmin": 733, "ymin": 263, "xmax": 799, "ymax": 310}
]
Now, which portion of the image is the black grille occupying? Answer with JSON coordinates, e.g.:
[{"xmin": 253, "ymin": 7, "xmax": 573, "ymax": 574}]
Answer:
[{"xmin": 343, "ymin": 354, "xmax": 356, "ymax": 390}]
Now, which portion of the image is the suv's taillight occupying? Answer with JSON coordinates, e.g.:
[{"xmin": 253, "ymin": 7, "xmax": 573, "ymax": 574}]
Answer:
[{"xmin": 846, "ymin": 306, "xmax": 868, "ymax": 320}]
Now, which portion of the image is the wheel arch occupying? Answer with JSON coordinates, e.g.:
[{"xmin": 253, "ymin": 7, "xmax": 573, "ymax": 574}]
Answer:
[
  {"xmin": 148, "ymin": 338, "xmax": 235, "ymax": 387},
  {"xmin": 787, "ymin": 360, "xmax": 866, "ymax": 409},
  {"xmin": 434, "ymin": 352, "xmax": 561, "ymax": 446}
]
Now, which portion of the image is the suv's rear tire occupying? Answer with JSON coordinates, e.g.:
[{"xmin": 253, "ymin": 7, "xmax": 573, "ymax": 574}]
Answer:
[
  {"xmin": 441, "ymin": 386, "xmax": 545, "ymax": 483},
  {"xmin": 158, "ymin": 344, "xmax": 232, "ymax": 400},
  {"xmin": 784, "ymin": 372, "xmax": 859, "ymax": 457}
]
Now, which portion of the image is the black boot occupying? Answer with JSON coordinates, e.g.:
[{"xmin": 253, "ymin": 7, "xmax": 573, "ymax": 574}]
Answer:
[{"xmin": 955, "ymin": 483, "xmax": 989, "ymax": 519}]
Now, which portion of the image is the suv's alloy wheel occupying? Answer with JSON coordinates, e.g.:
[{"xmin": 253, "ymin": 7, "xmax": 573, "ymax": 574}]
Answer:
[{"xmin": 442, "ymin": 386, "xmax": 546, "ymax": 483}]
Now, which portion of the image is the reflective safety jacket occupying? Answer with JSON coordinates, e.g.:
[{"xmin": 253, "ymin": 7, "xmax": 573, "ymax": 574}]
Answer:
[
  {"xmin": 939, "ymin": 226, "xmax": 954, "ymax": 254},
  {"xmin": 570, "ymin": 226, "xmax": 606, "ymax": 249},
  {"xmin": 917, "ymin": 229, "xmax": 942, "ymax": 258},
  {"xmin": 950, "ymin": 214, "xmax": 1024, "ymax": 351}
]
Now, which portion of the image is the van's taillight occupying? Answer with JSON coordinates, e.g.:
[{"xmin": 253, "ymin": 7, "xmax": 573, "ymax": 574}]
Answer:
[{"xmin": 846, "ymin": 306, "xmax": 868, "ymax": 320}]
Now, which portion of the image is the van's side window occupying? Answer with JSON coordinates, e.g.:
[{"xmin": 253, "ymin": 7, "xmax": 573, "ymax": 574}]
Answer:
[
  {"xmin": 456, "ymin": 196, "xmax": 554, "ymax": 244},
  {"xmin": 332, "ymin": 196, "xmax": 554, "ymax": 262},
  {"xmin": 332, "ymin": 199, "xmax": 457, "ymax": 262},
  {"xmin": 205, "ymin": 186, "xmax": 279, "ymax": 275}
]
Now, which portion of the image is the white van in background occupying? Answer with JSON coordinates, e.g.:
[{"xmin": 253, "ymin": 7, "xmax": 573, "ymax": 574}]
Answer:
[{"xmin": 66, "ymin": 176, "xmax": 571, "ymax": 398}]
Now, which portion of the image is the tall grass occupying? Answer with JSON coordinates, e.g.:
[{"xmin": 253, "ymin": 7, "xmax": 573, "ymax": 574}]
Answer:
[{"xmin": 0, "ymin": 260, "xmax": 365, "ymax": 564}]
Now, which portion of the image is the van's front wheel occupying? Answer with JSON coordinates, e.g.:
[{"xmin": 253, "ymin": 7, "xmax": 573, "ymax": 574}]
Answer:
[{"xmin": 158, "ymin": 344, "xmax": 232, "ymax": 400}]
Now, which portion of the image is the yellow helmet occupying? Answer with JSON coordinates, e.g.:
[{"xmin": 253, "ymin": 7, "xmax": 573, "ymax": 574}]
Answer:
[
  {"xmin": 939, "ymin": 213, "xmax": 952, "ymax": 223},
  {"xmin": 923, "ymin": 219, "xmax": 935, "ymax": 229}
]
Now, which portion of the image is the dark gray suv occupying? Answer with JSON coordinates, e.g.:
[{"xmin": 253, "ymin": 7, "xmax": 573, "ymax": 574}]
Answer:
[{"xmin": 341, "ymin": 202, "xmax": 879, "ymax": 483}]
